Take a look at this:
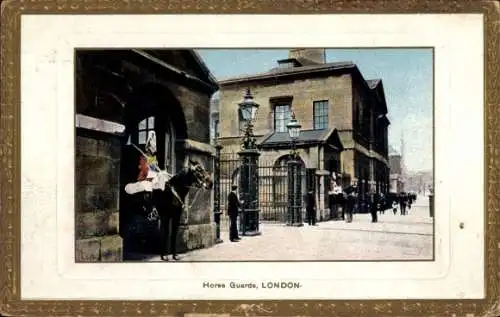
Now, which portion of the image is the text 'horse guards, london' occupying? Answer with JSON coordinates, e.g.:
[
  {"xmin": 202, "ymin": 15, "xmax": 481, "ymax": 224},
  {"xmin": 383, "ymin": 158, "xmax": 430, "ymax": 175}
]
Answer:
[{"xmin": 124, "ymin": 131, "xmax": 213, "ymax": 261}]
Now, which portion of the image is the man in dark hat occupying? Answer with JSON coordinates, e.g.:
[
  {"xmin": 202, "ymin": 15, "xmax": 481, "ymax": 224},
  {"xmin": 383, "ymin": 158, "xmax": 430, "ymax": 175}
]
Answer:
[
  {"xmin": 305, "ymin": 190, "xmax": 317, "ymax": 226},
  {"xmin": 369, "ymin": 190, "xmax": 379, "ymax": 223},
  {"xmin": 227, "ymin": 184, "xmax": 241, "ymax": 242},
  {"xmin": 345, "ymin": 184, "xmax": 358, "ymax": 223},
  {"xmin": 399, "ymin": 192, "xmax": 407, "ymax": 216}
]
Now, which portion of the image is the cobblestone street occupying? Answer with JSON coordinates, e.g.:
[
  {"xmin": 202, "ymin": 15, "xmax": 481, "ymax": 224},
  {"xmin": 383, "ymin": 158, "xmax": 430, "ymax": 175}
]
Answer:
[{"xmin": 146, "ymin": 196, "xmax": 433, "ymax": 262}]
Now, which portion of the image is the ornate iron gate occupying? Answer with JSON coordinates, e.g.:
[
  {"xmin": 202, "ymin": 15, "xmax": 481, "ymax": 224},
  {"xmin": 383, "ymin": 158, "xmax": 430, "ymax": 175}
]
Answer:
[
  {"xmin": 216, "ymin": 152, "xmax": 310, "ymax": 224},
  {"xmin": 259, "ymin": 165, "xmax": 287, "ymax": 222},
  {"xmin": 218, "ymin": 153, "xmax": 240, "ymax": 230}
]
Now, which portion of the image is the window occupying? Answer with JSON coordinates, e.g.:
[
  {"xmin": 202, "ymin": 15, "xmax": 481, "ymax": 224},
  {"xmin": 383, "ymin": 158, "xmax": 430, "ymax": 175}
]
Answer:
[
  {"xmin": 214, "ymin": 120, "xmax": 220, "ymax": 138},
  {"xmin": 164, "ymin": 121, "xmax": 175, "ymax": 174},
  {"xmin": 313, "ymin": 100, "xmax": 329, "ymax": 130},
  {"xmin": 138, "ymin": 116, "xmax": 155, "ymax": 145},
  {"xmin": 273, "ymin": 104, "xmax": 291, "ymax": 132},
  {"xmin": 212, "ymin": 119, "xmax": 220, "ymax": 139}
]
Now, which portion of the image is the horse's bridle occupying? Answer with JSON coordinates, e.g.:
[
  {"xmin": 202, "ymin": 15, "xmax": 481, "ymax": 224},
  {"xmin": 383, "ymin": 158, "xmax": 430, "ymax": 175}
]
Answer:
[
  {"xmin": 191, "ymin": 163, "xmax": 213, "ymax": 190},
  {"xmin": 169, "ymin": 162, "xmax": 212, "ymax": 211}
]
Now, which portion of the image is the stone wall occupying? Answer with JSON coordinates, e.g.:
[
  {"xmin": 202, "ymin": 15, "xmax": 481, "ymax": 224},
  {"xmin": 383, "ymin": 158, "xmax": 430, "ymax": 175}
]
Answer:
[
  {"xmin": 75, "ymin": 129, "xmax": 122, "ymax": 262},
  {"xmin": 168, "ymin": 83, "xmax": 212, "ymax": 144},
  {"xmin": 174, "ymin": 141, "xmax": 216, "ymax": 254}
]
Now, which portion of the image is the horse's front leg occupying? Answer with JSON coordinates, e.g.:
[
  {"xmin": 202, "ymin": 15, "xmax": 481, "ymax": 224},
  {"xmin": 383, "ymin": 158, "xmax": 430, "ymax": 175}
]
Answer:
[
  {"xmin": 158, "ymin": 209, "xmax": 168, "ymax": 261},
  {"xmin": 170, "ymin": 207, "xmax": 182, "ymax": 260}
]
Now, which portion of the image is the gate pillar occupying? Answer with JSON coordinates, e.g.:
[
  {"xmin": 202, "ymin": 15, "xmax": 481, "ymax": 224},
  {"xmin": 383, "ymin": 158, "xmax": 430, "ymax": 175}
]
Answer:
[
  {"xmin": 238, "ymin": 149, "xmax": 261, "ymax": 236},
  {"xmin": 287, "ymin": 158, "xmax": 304, "ymax": 226},
  {"xmin": 213, "ymin": 141, "xmax": 223, "ymax": 244}
]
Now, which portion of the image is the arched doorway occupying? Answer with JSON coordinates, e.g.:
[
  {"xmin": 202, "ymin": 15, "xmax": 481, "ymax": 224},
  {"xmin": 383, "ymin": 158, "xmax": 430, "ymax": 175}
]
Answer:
[
  {"xmin": 120, "ymin": 83, "xmax": 187, "ymax": 258},
  {"xmin": 268, "ymin": 155, "xmax": 306, "ymax": 222}
]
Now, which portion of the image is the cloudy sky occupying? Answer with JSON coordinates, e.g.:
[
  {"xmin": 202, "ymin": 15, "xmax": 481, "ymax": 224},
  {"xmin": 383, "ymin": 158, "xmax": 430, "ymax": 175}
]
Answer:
[{"xmin": 197, "ymin": 48, "xmax": 433, "ymax": 173}]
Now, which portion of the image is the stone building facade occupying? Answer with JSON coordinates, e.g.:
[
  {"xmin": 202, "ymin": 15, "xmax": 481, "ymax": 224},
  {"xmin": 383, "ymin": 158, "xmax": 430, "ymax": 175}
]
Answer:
[
  {"xmin": 75, "ymin": 49, "xmax": 218, "ymax": 261},
  {"xmin": 217, "ymin": 49, "xmax": 390, "ymax": 218}
]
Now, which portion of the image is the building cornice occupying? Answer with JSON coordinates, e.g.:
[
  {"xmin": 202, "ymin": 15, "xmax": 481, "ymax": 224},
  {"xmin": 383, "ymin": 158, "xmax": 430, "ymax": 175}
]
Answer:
[{"xmin": 218, "ymin": 64, "xmax": 355, "ymax": 86}]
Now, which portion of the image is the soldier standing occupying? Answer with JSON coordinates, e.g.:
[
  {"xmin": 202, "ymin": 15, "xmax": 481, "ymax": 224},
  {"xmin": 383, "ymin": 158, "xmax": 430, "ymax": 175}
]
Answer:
[
  {"xmin": 227, "ymin": 185, "xmax": 241, "ymax": 242},
  {"xmin": 137, "ymin": 132, "xmax": 159, "ymax": 217}
]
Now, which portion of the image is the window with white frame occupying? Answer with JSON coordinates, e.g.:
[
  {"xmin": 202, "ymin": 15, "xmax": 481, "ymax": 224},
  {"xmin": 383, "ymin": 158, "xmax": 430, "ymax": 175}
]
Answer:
[
  {"xmin": 138, "ymin": 116, "xmax": 155, "ymax": 145},
  {"xmin": 273, "ymin": 104, "xmax": 291, "ymax": 132}
]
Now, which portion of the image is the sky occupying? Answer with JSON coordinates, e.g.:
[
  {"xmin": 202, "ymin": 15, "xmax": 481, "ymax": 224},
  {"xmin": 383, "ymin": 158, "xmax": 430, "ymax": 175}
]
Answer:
[{"xmin": 197, "ymin": 48, "xmax": 433, "ymax": 173}]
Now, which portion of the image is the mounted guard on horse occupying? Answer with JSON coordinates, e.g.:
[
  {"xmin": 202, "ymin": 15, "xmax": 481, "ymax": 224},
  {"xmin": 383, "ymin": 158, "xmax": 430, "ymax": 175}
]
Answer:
[
  {"xmin": 123, "ymin": 130, "xmax": 213, "ymax": 261},
  {"xmin": 124, "ymin": 131, "xmax": 176, "ymax": 220}
]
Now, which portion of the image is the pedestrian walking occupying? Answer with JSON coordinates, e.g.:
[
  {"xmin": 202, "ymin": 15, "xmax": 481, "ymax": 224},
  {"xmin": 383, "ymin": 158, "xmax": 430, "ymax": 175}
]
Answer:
[
  {"xmin": 328, "ymin": 185, "xmax": 337, "ymax": 220},
  {"xmin": 345, "ymin": 190, "xmax": 355, "ymax": 223},
  {"xmin": 369, "ymin": 191, "xmax": 378, "ymax": 223},
  {"xmin": 227, "ymin": 185, "xmax": 241, "ymax": 242},
  {"xmin": 305, "ymin": 190, "xmax": 317, "ymax": 226},
  {"xmin": 399, "ymin": 192, "xmax": 407, "ymax": 215},
  {"xmin": 328, "ymin": 175, "xmax": 343, "ymax": 220}
]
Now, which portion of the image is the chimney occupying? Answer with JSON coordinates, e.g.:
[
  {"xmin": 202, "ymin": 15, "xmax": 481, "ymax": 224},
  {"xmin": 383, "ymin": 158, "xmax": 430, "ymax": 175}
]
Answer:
[{"xmin": 289, "ymin": 48, "xmax": 326, "ymax": 64}]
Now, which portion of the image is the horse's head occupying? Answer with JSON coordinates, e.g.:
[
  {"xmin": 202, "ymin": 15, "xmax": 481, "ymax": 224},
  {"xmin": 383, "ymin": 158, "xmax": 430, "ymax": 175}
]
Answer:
[{"xmin": 186, "ymin": 159, "xmax": 213, "ymax": 190}]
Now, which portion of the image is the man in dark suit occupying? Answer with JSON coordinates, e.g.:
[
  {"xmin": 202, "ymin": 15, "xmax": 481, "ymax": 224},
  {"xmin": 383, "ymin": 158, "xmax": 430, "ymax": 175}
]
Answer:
[
  {"xmin": 227, "ymin": 185, "xmax": 241, "ymax": 242},
  {"xmin": 399, "ymin": 192, "xmax": 407, "ymax": 216},
  {"xmin": 369, "ymin": 191, "xmax": 379, "ymax": 223},
  {"xmin": 345, "ymin": 186, "xmax": 357, "ymax": 223},
  {"xmin": 305, "ymin": 190, "xmax": 317, "ymax": 226}
]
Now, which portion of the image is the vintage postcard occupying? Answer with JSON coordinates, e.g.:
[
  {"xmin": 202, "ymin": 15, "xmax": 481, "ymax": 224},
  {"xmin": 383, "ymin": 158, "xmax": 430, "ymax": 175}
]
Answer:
[
  {"xmin": 74, "ymin": 47, "xmax": 434, "ymax": 263},
  {"xmin": 1, "ymin": 1, "xmax": 499, "ymax": 317}
]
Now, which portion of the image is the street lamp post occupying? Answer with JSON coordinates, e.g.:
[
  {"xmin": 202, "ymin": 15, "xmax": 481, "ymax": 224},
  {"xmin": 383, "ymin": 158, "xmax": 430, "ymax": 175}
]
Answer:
[
  {"xmin": 286, "ymin": 112, "xmax": 303, "ymax": 226},
  {"xmin": 238, "ymin": 88, "xmax": 261, "ymax": 236},
  {"xmin": 213, "ymin": 136, "xmax": 223, "ymax": 244}
]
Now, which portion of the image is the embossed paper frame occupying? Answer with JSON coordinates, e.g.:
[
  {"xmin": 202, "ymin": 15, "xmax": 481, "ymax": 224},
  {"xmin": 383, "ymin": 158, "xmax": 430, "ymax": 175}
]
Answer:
[{"xmin": 1, "ymin": 1, "xmax": 499, "ymax": 316}]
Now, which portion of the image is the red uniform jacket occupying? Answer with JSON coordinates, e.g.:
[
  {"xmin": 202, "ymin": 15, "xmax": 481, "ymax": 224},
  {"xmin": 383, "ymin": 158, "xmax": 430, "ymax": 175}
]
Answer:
[{"xmin": 137, "ymin": 156, "xmax": 149, "ymax": 181}]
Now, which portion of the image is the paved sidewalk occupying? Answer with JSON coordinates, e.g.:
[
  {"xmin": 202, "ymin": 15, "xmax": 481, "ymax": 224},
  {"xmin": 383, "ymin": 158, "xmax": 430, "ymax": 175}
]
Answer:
[{"xmin": 145, "ymin": 196, "xmax": 434, "ymax": 262}]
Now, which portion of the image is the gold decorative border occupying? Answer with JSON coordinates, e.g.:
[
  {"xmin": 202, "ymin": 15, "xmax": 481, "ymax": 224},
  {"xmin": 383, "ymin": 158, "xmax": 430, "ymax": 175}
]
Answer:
[{"xmin": 1, "ymin": 0, "xmax": 499, "ymax": 316}]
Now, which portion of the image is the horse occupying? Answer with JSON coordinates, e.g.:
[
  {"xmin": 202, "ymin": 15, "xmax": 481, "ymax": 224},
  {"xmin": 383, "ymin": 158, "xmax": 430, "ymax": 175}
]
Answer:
[{"xmin": 127, "ymin": 158, "xmax": 213, "ymax": 261}]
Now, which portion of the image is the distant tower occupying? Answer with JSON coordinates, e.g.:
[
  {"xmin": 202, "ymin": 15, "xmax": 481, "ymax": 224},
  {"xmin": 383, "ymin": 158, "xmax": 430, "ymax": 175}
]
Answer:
[{"xmin": 289, "ymin": 48, "xmax": 326, "ymax": 64}]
